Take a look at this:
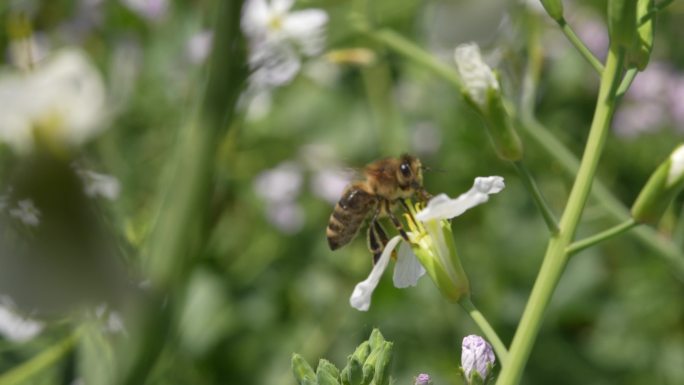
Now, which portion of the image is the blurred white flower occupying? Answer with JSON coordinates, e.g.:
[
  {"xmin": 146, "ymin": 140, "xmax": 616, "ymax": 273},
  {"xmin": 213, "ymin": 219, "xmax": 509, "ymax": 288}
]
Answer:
[
  {"xmin": 9, "ymin": 199, "xmax": 41, "ymax": 227},
  {"xmin": 454, "ymin": 43, "xmax": 499, "ymax": 107},
  {"xmin": 0, "ymin": 298, "xmax": 43, "ymax": 342},
  {"xmin": 120, "ymin": 0, "xmax": 168, "ymax": 21},
  {"xmin": 186, "ymin": 30, "xmax": 214, "ymax": 65},
  {"xmin": 411, "ymin": 121, "xmax": 442, "ymax": 156},
  {"xmin": 0, "ymin": 48, "xmax": 106, "ymax": 154},
  {"xmin": 254, "ymin": 161, "xmax": 303, "ymax": 203},
  {"xmin": 77, "ymin": 169, "xmax": 121, "ymax": 200},
  {"xmin": 241, "ymin": 0, "xmax": 328, "ymax": 88},
  {"xmin": 265, "ymin": 201, "xmax": 305, "ymax": 234},
  {"xmin": 254, "ymin": 161, "xmax": 306, "ymax": 233},
  {"xmin": 350, "ymin": 176, "xmax": 505, "ymax": 311}
]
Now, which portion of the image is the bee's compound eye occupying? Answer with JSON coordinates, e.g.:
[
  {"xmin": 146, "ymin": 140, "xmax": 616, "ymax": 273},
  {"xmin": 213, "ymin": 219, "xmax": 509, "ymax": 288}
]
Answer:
[{"xmin": 400, "ymin": 162, "xmax": 411, "ymax": 177}]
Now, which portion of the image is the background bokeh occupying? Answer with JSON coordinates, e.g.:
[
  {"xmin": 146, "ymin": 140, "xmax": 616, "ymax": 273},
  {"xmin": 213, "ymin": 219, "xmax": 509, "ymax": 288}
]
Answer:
[{"xmin": 1, "ymin": 0, "xmax": 684, "ymax": 384}]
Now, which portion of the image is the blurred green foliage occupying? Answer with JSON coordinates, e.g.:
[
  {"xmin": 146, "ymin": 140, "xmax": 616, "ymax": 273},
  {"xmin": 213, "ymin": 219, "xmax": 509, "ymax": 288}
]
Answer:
[{"xmin": 1, "ymin": 0, "xmax": 684, "ymax": 384}]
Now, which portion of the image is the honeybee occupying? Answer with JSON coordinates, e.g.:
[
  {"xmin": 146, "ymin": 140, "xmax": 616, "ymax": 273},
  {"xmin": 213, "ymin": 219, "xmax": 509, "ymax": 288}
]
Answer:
[{"xmin": 326, "ymin": 154, "xmax": 431, "ymax": 262}]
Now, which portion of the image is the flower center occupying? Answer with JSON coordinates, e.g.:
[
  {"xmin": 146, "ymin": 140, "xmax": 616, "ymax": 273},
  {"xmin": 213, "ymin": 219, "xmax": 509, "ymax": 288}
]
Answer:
[{"xmin": 268, "ymin": 14, "xmax": 284, "ymax": 31}]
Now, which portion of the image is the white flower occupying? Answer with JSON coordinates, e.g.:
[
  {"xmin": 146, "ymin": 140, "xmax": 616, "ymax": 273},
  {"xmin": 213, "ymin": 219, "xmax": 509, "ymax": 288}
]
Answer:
[
  {"xmin": 77, "ymin": 169, "xmax": 121, "ymax": 200},
  {"xmin": 461, "ymin": 334, "xmax": 496, "ymax": 383},
  {"xmin": 349, "ymin": 176, "xmax": 505, "ymax": 311},
  {"xmin": 9, "ymin": 199, "xmax": 41, "ymax": 227},
  {"xmin": 241, "ymin": 0, "xmax": 328, "ymax": 87},
  {"xmin": 454, "ymin": 43, "xmax": 499, "ymax": 107},
  {"xmin": 0, "ymin": 298, "xmax": 44, "ymax": 342},
  {"xmin": 0, "ymin": 48, "xmax": 106, "ymax": 154}
]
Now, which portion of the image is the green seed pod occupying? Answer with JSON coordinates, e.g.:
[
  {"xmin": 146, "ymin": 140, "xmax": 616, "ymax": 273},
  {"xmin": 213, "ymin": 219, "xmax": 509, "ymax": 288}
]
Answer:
[
  {"xmin": 292, "ymin": 353, "xmax": 317, "ymax": 385},
  {"xmin": 608, "ymin": 0, "xmax": 638, "ymax": 49},
  {"xmin": 540, "ymin": 0, "xmax": 564, "ymax": 22},
  {"xmin": 372, "ymin": 342, "xmax": 394, "ymax": 385},
  {"xmin": 317, "ymin": 359, "xmax": 341, "ymax": 385},
  {"xmin": 628, "ymin": 0, "xmax": 655, "ymax": 70},
  {"xmin": 632, "ymin": 144, "xmax": 684, "ymax": 224}
]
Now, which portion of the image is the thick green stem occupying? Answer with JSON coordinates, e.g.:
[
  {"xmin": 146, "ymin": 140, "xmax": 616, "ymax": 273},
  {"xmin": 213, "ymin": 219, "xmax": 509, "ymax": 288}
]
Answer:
[
  {"xmin": 557, "ymin": 18, "xmax": 604, "ymax": 74},
  {"xmin": 459, "ymin": 297, "xmax": 509, "ymax": 366},
  {"xmin": 496, "ymin": 46, "xmax": 624, "ymax": 385},
  {"xmin": 0, "ymin": 332, "xmax": 79, "ymax": 385},
  {"xmin": 512, "ymin": 161, "xmax": 559, "ymax": 234},
  {"xmin": 566, "ymin": 219, "xmax": 638, "ymax": 256}
]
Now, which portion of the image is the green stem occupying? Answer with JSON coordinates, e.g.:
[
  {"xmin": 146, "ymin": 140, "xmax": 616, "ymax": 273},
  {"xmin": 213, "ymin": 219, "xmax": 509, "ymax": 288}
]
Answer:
[
  {"xmin": 566, "ymin": 219, "xmax": 638, "ymax": 256},
  {"xmin": 512, "ymin": 161, "xmax": 559, "ymax": 234},
  {"xmin": 496, "ymin": 45, "xmax": 624, "ymax": 385},
  {"xmin": 557, "ymin": 18, "xmax": 604, "ymax": 74},
  {"xmin": 459, "ymin": 297, "xmax": 509, "ymax": 365},
  {"xmin": 367, "ymin": 29, "xmax": 462, "ymax": 89},
  {"xmin": 0, "ymin": 332, "xmax": 79, "ymax": 385}
]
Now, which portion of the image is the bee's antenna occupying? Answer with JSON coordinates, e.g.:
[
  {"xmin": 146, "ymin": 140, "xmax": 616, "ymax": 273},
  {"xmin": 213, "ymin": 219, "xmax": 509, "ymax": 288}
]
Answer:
[{"xmin": 422, "ymin": 165, "xmax": 446, "ymax": 173}]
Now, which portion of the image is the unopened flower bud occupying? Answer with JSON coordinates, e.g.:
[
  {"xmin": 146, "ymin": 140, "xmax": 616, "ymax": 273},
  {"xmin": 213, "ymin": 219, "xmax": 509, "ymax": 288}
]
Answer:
[
  {"xmin": 540, "ymin": 0, "xmax": 564, "ymax": 22},
  {"xmin": 372, "ymin": 342, "xmax": 394, "ymax": 385},
  {"xmin": 316, "ymin": 359, "xmax": 341, "ymax": 385},
  {"xmin": 461, "ymin": 335, "xmax": 495, "ymax": 385},
  {"xmin": 292, "ymin": 353, "xmax": 317, "ymax": 385},
  {"xmin": 415, "ymin": 373, "xmax": 432, "ymax": 385},
  {"xmin": 608, "ymin": 0, "xmax": 638, "ymax": 49},
  {"xmin": 454, "ymin": 43, "xmax": 523, "ymax": 161},
  {"xmin": 632, "ymin": 144, "xmax": 684, "ymax": 224}
]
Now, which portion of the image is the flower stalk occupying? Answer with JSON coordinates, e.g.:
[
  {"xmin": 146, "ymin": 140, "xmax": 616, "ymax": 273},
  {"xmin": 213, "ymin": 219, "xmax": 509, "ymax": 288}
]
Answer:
[{"xmin": 496, "ymin": 44, "xmax": 625, "ymax": 385}]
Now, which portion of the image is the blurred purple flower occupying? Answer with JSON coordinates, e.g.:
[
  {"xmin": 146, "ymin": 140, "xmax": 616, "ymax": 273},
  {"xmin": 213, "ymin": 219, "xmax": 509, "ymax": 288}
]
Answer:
[
  {"xmin": 186, "ymin": 30, "xmax": 214, "ymax": 65},
  {"xmin": 415, "ymin": 373, "xmax": 432, "ymax": 385},
  {"xmin": 311, "ymin": 169, "xmax": 350, "ymax": 205},
  {"xmin": 668, "ymin": 77, "xmax": 684, "ymax": 127},
  {"xmin": 461, "ymin": 334, "xmax": 495, "ymax": 383},
  {"xmin": 613, "ymin": 102, "xmax": 668, "ymax": 138},
  {"xmin": 120, "ymin": 0, "xmax": 168, "ymax": 22},
  {"xmin": 575, "ymin": 16, "xmax": 609, "ymax": 61}
]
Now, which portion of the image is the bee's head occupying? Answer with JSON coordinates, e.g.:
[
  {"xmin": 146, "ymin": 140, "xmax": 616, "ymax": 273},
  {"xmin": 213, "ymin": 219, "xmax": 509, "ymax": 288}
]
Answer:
[{"xmin": 397, "ymin": 154, "xmax": 424, "ymax": 190}]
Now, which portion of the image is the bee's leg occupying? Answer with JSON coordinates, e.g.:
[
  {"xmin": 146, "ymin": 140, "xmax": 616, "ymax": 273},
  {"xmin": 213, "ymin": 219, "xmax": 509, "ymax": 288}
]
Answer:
[
  {"xmin": 367, "ymin": 225, "xmax": 382, "ymax": 264},
  {"xmin": 384, "ymin": 199, "xmax": 409, "ymax": 242}
]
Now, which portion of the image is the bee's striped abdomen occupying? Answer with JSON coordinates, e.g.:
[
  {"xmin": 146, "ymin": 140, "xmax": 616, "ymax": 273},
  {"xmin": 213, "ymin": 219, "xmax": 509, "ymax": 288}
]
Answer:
[{"xmin": 327, "ymin": 184, "xmax": 377, "ymax": 250}]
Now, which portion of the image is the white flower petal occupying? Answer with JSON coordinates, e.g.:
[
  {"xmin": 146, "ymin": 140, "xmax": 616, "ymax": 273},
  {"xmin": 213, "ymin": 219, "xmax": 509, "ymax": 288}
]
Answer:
[
  {"xmin": 392, "ymin": 241, "xmax": 426, "ymax": 288},
  {"xmin": 241, "ymin": 0, "xmax": 271, "ymax": 37},
  {"xmin": 283, "ymin": 10, "xmax": 328, "ymax": 56},
  {"xmin": 271, "ymin": 0, "xmax": 294, "ymax": 14},
  {"xmin": 249, "ymin": 43, "xmax": 301, "ymax": 87},
  {"xmin": 350, "ymin": 236, "xmax": 402, "ymax": 311},
  {"xmin": 416, "ymin": 176, "xmax": 505, "ymax": 221},
  {"xmin": 0, "ymin": 303, "xmax": 43, "ymax": 342}
]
